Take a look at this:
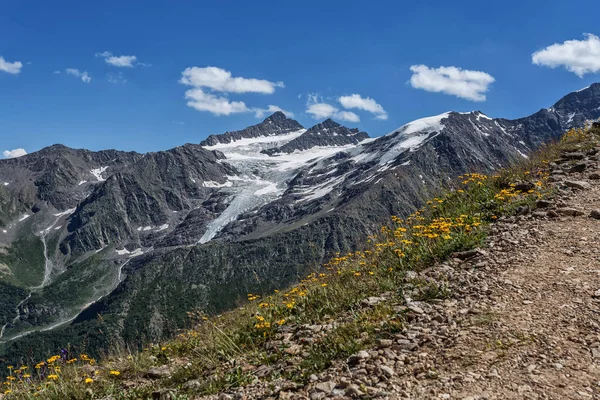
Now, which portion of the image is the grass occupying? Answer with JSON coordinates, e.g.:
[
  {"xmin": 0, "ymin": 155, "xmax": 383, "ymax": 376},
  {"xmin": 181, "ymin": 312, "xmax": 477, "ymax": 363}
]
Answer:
[{"xmin": 1, "ymin": 125, "xmax": 599, "ymax": 399}]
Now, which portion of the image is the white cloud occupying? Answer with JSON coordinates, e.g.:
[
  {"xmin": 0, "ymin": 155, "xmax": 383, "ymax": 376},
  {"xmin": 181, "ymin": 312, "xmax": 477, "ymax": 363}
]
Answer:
[
  {"xmin": 3, "ymin": 148, "xmax": 27, "ymax": 159},
  {"xmin": 107, "ymin": 72, "xmax": 127, "ymax": 84},
  {"xmin": 306, "ymin": 102, "xmax": 339, "ymax": 119},
  {"xmin": 336, "ymin": 111, "xmax": 360, "ymax": 123},
  {"xmin": 532, "ymin": 33, "xmax": 600, "ymax": 77},
  {"xmin": 66, "ymin": 68, "xmax": 91, "ymax": 83},
  {"xmin": 184, "ymin": 88, "xmax": 250, "ymax": 116},
  {"xmin": 253, "ymin": 105, "xmax": 295, "ymax": 118},
  {"xmin": 305, "ymin": 94, "xmax": 360, "ymax": 122},
  {"xmin": 96, "ymin": 51, "xmax": 137, "ymax": 67},
  {"xmin": 180, "ymin": 66, "xmax": 286, "ymax": 116},
  {"xmin": 53, "ymin": 70, "xmax": 61, "ymax": 74},
  {"xmin": 180, "ymin": 66, "xmax": 284, "ymax": 94},
  {"xmin": 0, "ymin": 56, "xmax": 23, "ymax": 75},
  {"xmin": 338, "ymin": 94, "xmax": 387, "ymax": 120},
  {"xmin": 409, "ymin": 64, "xmax": 495, "ymax": 102}
]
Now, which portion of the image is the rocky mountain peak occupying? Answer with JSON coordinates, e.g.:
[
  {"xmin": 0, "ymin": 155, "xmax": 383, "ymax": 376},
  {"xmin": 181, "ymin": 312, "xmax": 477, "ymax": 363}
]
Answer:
[
  {"xmin": 551, "ymin": 83, "xmax": 600, "ymax": 113},
  {"xmin": 319, "ymin": 118, "xmax": 340, "ymax": 128},
  {"xmin": 263, "ymin": 111, "xmax": 289, "ymax": 123},
  {"xmin": 200, "ymin": 112, "xmax": 304, "ymax": 147},
  {"xmin": 261, "ymin": 119, "xmax": 370, "ymax": 155}
]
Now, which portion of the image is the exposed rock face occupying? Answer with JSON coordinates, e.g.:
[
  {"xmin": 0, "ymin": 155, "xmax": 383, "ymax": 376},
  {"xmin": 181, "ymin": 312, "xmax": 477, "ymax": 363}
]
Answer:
[
  {"xmin": 261, "ymin": 118, "xmax": 369, "ymax": 155},
  {"xmin": 199, "ymin": 111, "xmax": 304, "ymax": 146},
  {"xmin": 60, "ymin": 144, "xmax": 237, "ymax": 257},
  {"xmin": 0, "ymin": 84, "xmax": 599, "ymax": 361},
  {"xmin": 0, "ymin": 145, "xmax": 141, "ymax": 223}
]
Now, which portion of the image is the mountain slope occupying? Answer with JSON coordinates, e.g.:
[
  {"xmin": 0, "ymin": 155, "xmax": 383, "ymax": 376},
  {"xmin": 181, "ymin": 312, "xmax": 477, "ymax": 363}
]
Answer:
[
  {"xmin": 4, "ymin": 121, "xmax": 598, "ymax": 399},
  {"xmin": 0, "ymin": 84, "xmax": 599, "ymax": 364}
]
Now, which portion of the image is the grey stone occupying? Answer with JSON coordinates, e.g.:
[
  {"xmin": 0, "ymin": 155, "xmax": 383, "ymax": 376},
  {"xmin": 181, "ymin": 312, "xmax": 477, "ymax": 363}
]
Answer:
[
  {"xmin": 357, "ymin": 350, "xmax": 370, "ymax": 359},
  {"xmin": 377, "ymin": 339, "xmax": 393, "ymax": 348},
  {"xmin": 314, "ymin": 381, "xmax": 336, "ymax": 393},
  {"xmin": 380, "ymin": 365, "xmax": 395, "ymax": 377},
  {"xmin": 145, "ymin": 365, "xmax": 171, "ymax": 379},
  {"xmin": 588, "ymin": 173, "xmax": 600, "ymax": 180},
  {"xmin": 345, "ymin": 384, "xmax": 365, "ymax": 397},
  {"xmin": 568, "ymin": 162, "xmax": 588, "ymax": 173},
  {"xmin": 556, "ymin": 207, "xmax": 585, "ymax": 216},
  {"xmin": 536, "ymin": 200, "xmax": 552, "ymax": 208},
  {"xmin": 565, "ymin": 180, "xmax": 591, "ymax": 190},
  {"xmin": 547, "ymin": 210, "xmax": 560, "ymax": 218},
  {"xmin": 408, "ymin": 304, "xmax": 424, "ymax": 314},
  {"xmin": 362, "ymin": 297, "xmax": 386, "ymax": 307},
  {"xmin": 561, "ymin": 151, "xmax": 585, "ymax": 160}
]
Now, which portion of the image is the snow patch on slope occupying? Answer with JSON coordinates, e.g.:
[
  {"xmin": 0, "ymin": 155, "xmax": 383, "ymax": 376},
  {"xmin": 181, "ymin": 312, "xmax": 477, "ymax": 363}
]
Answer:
[
  {"xmin": 204, "ymin": 180, "xmax": 233, "ymax": 188},
  {"xmin": 203, "ymin": 129, "xmax": 306, "ymax": 150},
  {"xmin": 53, "ymin": 208, "xmax": 76, "ymax": 218},
  {"xmin": 198, "ymin": 130, "xmax": 365, "ymax": 242},
  {"xmin": 378, "ymin": 112, "xmax": 450, "ymax": 165},
  {"xmin": 90, "ymin": 166, "xmax": 108, "ymax": 182}
]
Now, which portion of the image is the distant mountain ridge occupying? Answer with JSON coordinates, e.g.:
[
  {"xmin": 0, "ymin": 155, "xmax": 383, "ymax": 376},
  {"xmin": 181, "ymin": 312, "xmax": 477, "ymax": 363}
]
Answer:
[
  {"xmin": 199, "ymin": 111, "xmax": 304, "ymax": 146},
  {"xmin": 0, "ymin": 83, "xmax": 599, "ymax": 364},
  {"xmin": 261, "ymin": 118, "xmax": 370, "ymax": 155}
]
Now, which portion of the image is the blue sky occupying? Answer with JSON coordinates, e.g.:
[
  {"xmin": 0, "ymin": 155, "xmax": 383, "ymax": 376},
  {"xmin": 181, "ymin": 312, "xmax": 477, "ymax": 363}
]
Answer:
[{"xmin": 1, "ymin": 0, "xmax": 600, "ymax": 156}]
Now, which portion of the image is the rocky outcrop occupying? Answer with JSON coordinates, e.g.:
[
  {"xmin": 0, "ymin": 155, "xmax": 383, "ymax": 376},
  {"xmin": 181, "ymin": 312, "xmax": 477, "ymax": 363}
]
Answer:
[
  {"xmin": 261, "ymin": 118, "xmax": 369, "ymax": 155},
  {"xmin": 200, "ymin": 112, "xmax": 304, "ymax": 146}
]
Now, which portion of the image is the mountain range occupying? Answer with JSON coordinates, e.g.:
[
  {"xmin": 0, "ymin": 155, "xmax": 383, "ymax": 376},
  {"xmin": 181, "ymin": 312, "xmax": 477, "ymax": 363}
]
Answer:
[{"xmin": 0, "ymin": 83, "xmax": 599, "ymax": 363}]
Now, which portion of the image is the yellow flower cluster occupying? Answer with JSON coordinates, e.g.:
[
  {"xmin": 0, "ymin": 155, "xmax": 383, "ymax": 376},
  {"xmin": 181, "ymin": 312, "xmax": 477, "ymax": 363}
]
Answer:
[
  {"xmin": 1, "ymin": 353, "xmax": 119, "ymax": 397},
  {"xmin": 562, "ymin": 127, "xmax": 586, "ymax": 142},
  {"xmin": 494, "ymin": 188, "xmax": 520, "ymax": 201},
  {"xmin": 459, "ymin": 172, "xmax": 488, "ymax": 185}
]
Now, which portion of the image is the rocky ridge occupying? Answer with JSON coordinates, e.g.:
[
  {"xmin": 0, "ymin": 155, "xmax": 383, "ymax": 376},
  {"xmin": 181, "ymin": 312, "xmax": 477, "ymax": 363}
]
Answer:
[{"xmin": 261, "ymin": 119, "xmax": 369, "ymax": 155}]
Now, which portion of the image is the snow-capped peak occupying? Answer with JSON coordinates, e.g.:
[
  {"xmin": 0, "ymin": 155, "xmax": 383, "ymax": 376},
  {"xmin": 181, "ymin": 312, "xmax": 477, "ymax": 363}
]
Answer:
[
  {"xmin": 376, "ymin": 112, "xmax": 451, "ymax": 164},
  {"xmin": 388, "ymin": 112, "xmax": 451, "ymax": 138}
]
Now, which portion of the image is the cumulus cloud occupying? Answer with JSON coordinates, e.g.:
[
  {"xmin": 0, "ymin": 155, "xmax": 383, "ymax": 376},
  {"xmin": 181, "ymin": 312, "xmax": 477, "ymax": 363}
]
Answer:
[
  {"xmin": 3, "ymin": 148, "xmax": 27, "ymax": 159},
  {"xmin": 184, "ymin": 88, "xmax": 250, "ymax": 116},
  {"xmin": 180, "ymin": 66, "xmax": 284, "ymax": 94},
  {"xmin": 0, "ymin": 56, "xmax": 23, "ymax": 74},
  {"xmin": 253, "ymin": 105, "xmax": 295, "ymax": 118},
  {"xmin": 66, "ymin": 68, "xmax": 91, "ymax": 83},
  {"xmin": 306, "ymin": 102, "xmax": 339, "ymax": 119},
  {"xmin": 532, "ymin": 33, "xmax": 600, "ymax": 77},
  {"xmin": 335, "ymin": 111, "xmax": 360, "ymax": 123},
  {"xmin": 107, "ymin": 72, "xmax": 127, "ymax": 84},
  {"xmin": 96, "ymin": 51, "xmax": 137, "ymax": 67},
  {"xmin": 305, "ymin": 94, "xmax": 360, "ymax": 122},
  {"xmin": 409, "ymin": 65, "xmax": 495, "ymax": 102},
  {"xmin": 180, "ymin": 66, "xmax": 286, "ymax": 116},
  {"xmin": 338, "ymin": 94, "xmax": 387, "ymax": 120}
]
